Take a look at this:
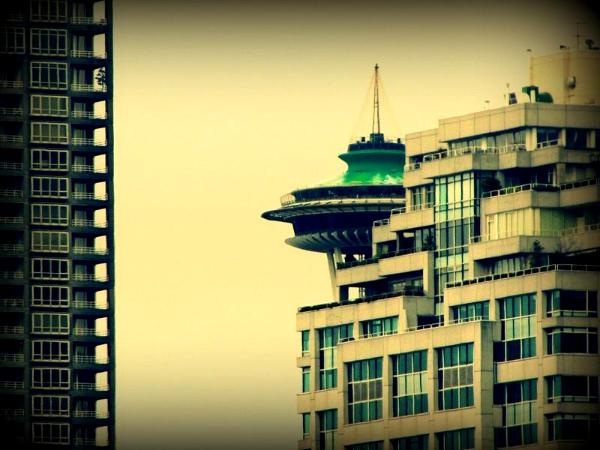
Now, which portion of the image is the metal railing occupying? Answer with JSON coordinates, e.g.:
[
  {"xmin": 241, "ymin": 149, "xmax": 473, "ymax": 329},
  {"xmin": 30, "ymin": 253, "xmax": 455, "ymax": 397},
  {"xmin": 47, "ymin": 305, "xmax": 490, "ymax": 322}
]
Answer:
[
  {"xmin": 0, "ymin": 162, "xmax": 24, "ymax": 170},
  {"xmin": 70, "ymin": 50, "xmax": 106, "ymax": 59},
  {"xmin": 73, "ymin": 410, "xmax": 109, "ymax": 418},
  {"xmin": 70, "ymin": 16, "xmax": 108, "ymax": 25},
  {"xmin": 546, "ymin": 309, "xmax": 598, "ymax": 318},
  {"xmin": 72, "ymin": 274, "xmax": 108, "ymax": 282},
  {"xmin": 73, "ymin": 438, "xmax": 99, "ymax": 446},
  {"xmin": 71, "ymin": 219, "xmax": 108, "ymax": 228},
  {"xmin": 73, "ymin": 382, "xmax": 109, "ymax": 391},
  {"xmin": 0, "ymin": 135, "xmax": 23, "ymax": 144},
  {"xmin": 0, "ymin": 80, "xmax": 24, "ymax": 88},
  {"xmin": 73, "ymin": 328, "xmax": 109, "ymax": 337},
  {"xmin": 0, "ymin": 216, "xmax": 23, "ymax": 224},
  {"xmin": 0, "ymin": 380, "xmax": 24, "ymax": 389},
  {"xmin": 0, "ymin": 189, "xmax": 24, "ymax": 198},
  {"xmin": 71, "ymin": 164, "xmax": 108, "ymax": 173},
  {"xmin": 0, "ymin": 271, "xmax": 24, "ymax": 280},
  {"xmin": 73, "ymin": 246, "xmax": 109, "ymax": 255},
  {"xmin": 71, "ymin": 83, "xmax": 108, "ymax": 93},
  {"xmin": 0, "ymin": 243, "xmax": 24, "ymax": 252},
  {"xmin": 559, "ymin": 177, "xmax": 599, "ymax": 190},
  {"xmin": 72, "ymin": 192, "xmax": 108, "ymax": 201},
  {"xmin": 361, "ymin": 330, "xmax": 398, "ymax": 339},
  {"xmin": 445, "ymin": 264, "xmax": 600, "ymax": 289},
  {"xmin": 71, "ymin": 110, "xmax": 107, "ymax": 120},
  {"xmin": 482, "ymin": 183, "xmax": 558, "ymax": 198},
  {"xmin": 447, "ymin": 315, "xmax": 488, "ymax": 325},
  {"xmin": 0, "ymin": 298, "xmax": 24, "ymax": 308},
  {"xmin": 336, "ymin": 256, "xmax": 379, "ymax": 269},
  {"xmin": 0, "ymin": 107, "xmax": 23, "ymax": 116},
  {"xmin": 298, "ymin": 287, "xmax": 425, "ymax": 313},
  {"xmin": 391, "ymin": 202, "xmax": 434, "ymax": 215},
  {"xmin": 31, "ymin": 243, "xmax": 69, "ymax": 252},
  {"xmin": 71, "ymin": 137, "xmax": 107, "ymax": 146},
  {"xmin": 0, "ymin": 353, "xmax": 24, "ymax": 362},
  {"xmin": 0, "ymin": 325, "xmax": 24, "ymax": 334},
  {"xmin": 536, "ymin": 139, "xmax": 560, "ymax": 148},
  {"xmin": 373, "ymin": 219, "xmax": 389, "ymax": 227},
  {"xmin": 73, "ymin": 300, "xmax": 108, "ymax": 310},
  {"xmin": 0, "ymin": 408, "xmax": 24, "ymax": 416},
  {"xmin": 73, "ymin": 355, "xmax": 109, "ymax": 364}
]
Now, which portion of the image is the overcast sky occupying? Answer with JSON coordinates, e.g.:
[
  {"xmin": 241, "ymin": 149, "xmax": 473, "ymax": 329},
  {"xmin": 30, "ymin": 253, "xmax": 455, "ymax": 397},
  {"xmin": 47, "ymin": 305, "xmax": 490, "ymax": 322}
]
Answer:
[{"xmin": 112, "ymin": 1, "xmax": 599, "ymax": 448}]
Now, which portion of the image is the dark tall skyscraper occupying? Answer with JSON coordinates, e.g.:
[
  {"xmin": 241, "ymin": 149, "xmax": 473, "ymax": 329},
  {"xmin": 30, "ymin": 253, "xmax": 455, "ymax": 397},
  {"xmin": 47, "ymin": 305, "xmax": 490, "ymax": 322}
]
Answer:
[{"xmin": 0, "ymin": 0, "xmax": 115, "ymax": 447}]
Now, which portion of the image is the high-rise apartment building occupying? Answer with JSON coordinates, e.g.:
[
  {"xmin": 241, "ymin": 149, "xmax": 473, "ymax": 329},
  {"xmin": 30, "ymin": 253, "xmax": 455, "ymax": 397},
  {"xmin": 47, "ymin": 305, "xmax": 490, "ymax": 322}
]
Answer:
[
  {"xmin": 0, "ymin": 0, "xmax": 115, "ymax": 447},
  {"xmin": 263, "ymin": 50, "xmax": 600, "ymax": 450}
]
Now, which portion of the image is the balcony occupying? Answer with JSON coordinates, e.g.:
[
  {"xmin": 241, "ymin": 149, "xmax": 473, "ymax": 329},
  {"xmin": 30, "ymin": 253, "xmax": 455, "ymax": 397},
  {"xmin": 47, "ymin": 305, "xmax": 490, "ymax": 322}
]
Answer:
[
  {"xmin": 0, "ymin": 135, "xmax": 23, "ymax": 145},
  {"xmin": 70, "ymin": 16, "xmax": 108, "ymax": 25},
  {"xmin": 72, "ymin": 164, "xmax": 107, "ymax": 174},
  {"xmin": 71, "ymin": 219, "xmax": 108, "ymax": 228},
  {"xmin": 73, "ymin": 382, "xmax": 109, "ymax": 391},
  {"xmin": 0, "ymin": 107, "xmax": 23, "ymax": 118},
  {"xmin": 71, "ymin": 111, "xmax": 107, "ymax": 120},
  {"xmin": 0, "ymin": 381, "xmax": 24, "ymax": 389},
  {"xmin": 389, "ymin": 203, "xmax": 434, "ymax": 231},
  {"xmin": 0, "ymin": 298, "xmax": 24, "ymax": 308},
  {"xmin": 71, "ymin": 192, "xmax": 108, "ymax": 201},
  {"xmin": 73, "ymin": 300, "xmax": 108, "ymax": 310},
  {"xmin": 70, "ymin": 50, "xmax": 107, "ymax": 59},
  {"xmin": 0, "ymin": 162, "xmax": 24, "ymax": 171},
  {"xmin": 73, "ymin": 328, "xmax": 109, "ymax": 337},
  {"xmin": 73, "ymin": 410, "xmax": 109, "ymax": 418},
  {"xmin": 73, "ymin": 247, "xmax": 109, "ymax": 256},
  {"xmin": 0, "ymin": 271, "xmax": 24, "ymax": 280},
  {"xmin": 0, "ymin": 325, "xmax": 24, "ymax": 334},
  {"xmin": 72, "ymin": 274, "xmax": 108, "ymax": 282},
  {"xmin": 71, "ymin": 83, "xmax": 107, "ymax": 93},
  {"xmin": 73, "ymin": 355, "xmax": 109, "ymax": 364},
  {"xmin": 71, "ymin": 137, "xmax": 107, "ymax": 147},
  {"xmin": 0, "ymin": 189, "xmax": 24, "ymax": 199},
  {"xmin": 0, "ymin": 353, "xmax": 24, "ymax": 362},
  {"xmin": 0, "ymin": 408, "xmax": 24, "ymax": 417},
  {"xmin": 469, "ymin": 234, "xmax": 560, "ymax": 261},
  {"xmin": 0, "ymin": 81, "xmax": 24, "ymax": 89},
  {"xmin": 0, "ymin": 216, "xmax": 23, "ymax": 225},
  {"xmin": 0, "ymin": 243, "xmax": 25, "ymax": 253}
]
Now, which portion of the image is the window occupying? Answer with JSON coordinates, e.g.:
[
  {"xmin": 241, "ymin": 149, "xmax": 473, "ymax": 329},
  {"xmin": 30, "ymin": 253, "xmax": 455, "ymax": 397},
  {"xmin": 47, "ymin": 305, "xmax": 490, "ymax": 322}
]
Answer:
[
  {"xmin": 390, "ymin": 435, "xmax": 428, "ymax": 450},
  {"xmin": 391, "ymin": 350, "xmax": 428, "ymax": 416},
  {"xmin": 437, "ymin": 343, "xmax": 474, "ymax": 410},
  {"xmin": 32, "ymin": 367, "xmax": 70, "ymax": 389},
  {"xmin": 32, "ymin": 340, "xmax": 70, "ymax": 362},
  {"xmin": 31, "ymin": 0, "xmax": 68, "ymax": 22},
  {"xmin": 32, "ymin": 395, "xmax": 69, "ymax": 417},
  {"xmin": 566, "ymin": 128, "xmax": 589, "ymax": 149},
  {"xmin": 31, "ymin": 95, "xmax": 68, "ymax": 117},
  {"xmin": 493, "ymin": 379, "xmax": 537, "ymax": 447},
  {"xmin": 451, "ymin": 301, "xmax": 489, "ymax": 323},
  {"xmin": 32, "ymin": 231, "xmax": 69, "ymax": 253},
  {"xmin": 547, "ymin": 375, "xmax": 598, "ymax": 403},
  {"xmin": 545, "ymin": 290, "xmax": 597, "ymax": 318},
  {"xmin": 360, "ymin": 316, "xmax": 398, "ymax": 338},
  {"xmin": 31, "ymin": 122, "xmax": 69, "ymax": 144},
  {"xmin": 547, "ymin": 414, "xmax": 599, "ymax": 441},
  {"xmin": 302, "ymin": 412, "xmax": 310, "ymax": 439},
  {"xmin": 32, "ymin": 313, "xmax": 69, "ymax": 335},
  {"xmin": 30, "ymin": 28, "xmax": 67, "ymax": 55},
  {"xmin": 32, "ymin": 285, "xmax": 70, "ymax": 307},
  {"xmin": 31, "ymin": 204, "xmax": 69, "ymax": 226},
  {"xmin": 494, "ymin": 293, "xmax": 536, "ymax": 362},
  {"xmin": 346, "ymin": 442, "xmax": 383, "ymax": 450},
  {"xmin": 31, "ymin": 176, "xmax": 68, "ymax": 198},
  {"xmin": 302, "ymin": 367, "xmax": 310, "ymax": 393},
  {"xmin": 347, "ymin": 358, "xmax": 383, "ymax": 424},
  {"xmin": 436, "ymin": 428, "xmax": 475, "ymax": 450},
  {"xmin": 301, "ymin": 330, "xmax": 309, "ymax": 356},
  {"xmin": 32, "ymin": 423, "xmax": 69, "ymax": 445},
  {"xmin": 30, "ymin": 61, "xmax": 68, "ymax": 89},
  {"xmin": 546, "ymin": 327, "xmax": 598, "ymax": 354},
  {"xmin": 0, "ymin": 27, "xmax": 25, "ymax": 53},
  {"xmin": 537, "ymin": 127, "xmax": 560, "ymax": 146},
  {"xmin": 32, "ymin": 258, "xmax": 69, "ymax": 280},
  {"xmin": 317, "ymin": 409, "xmax": 337, "ymax": 450},
  {"xmin": 31, "ymin": 149, "xmax": 68, "ymax": 171},
  {"xmin": 318, "ymin": 324, "xmax": 353, "ymax": 389}
]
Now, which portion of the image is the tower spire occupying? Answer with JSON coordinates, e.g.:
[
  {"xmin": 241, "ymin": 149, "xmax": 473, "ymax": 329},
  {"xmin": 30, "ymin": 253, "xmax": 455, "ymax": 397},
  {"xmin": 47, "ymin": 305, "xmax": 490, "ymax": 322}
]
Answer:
[{"xmin": 372, "ymin": 63, "xmax": 381, "ymax": 135}]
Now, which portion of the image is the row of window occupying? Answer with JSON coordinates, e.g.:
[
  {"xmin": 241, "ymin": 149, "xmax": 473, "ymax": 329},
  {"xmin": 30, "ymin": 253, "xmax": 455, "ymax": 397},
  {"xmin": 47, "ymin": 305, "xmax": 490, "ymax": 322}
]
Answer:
[
  {"xmin": 31, "ymin": 204, "xmax": 109, "ymax": 227},
  {"xmin": 1, "ymin": 27, "xmax": 68, "ymax": 55},
  {"xmin": 29, "ymin": 62, "xmax": 107, "ymax": 91}
]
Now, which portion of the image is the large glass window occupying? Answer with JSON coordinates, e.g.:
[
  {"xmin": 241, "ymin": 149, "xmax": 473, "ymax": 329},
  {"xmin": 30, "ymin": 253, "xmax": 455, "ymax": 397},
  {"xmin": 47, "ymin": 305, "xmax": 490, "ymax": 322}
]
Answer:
[
  {"xmin": 31, "ymin": 285, "xmax": 69, "ymax": 307},
  {"xmin": 545, "ymin": 290, "xmax": 597, "ymax": 318},
  {"xmin": 31, "ymin": 258, "xmax": 69, "ymax": 280},
  {"xmin": 0, "ymin": 27, "xmax": 25, "ymax": 53},
  {"xmin": 31, "ymin": 0, "xmax": 68, "ymax": 22},
  {"xmin": 31, "ymin": 95, "xmax": 68, "ymax": 117},
  {"xmin": 32, "ymin": 423, "xmax": 69, "ymax": 445},
  {"xmin": 360, "ymin": 316, "xmax": 398, "ymax": 338},
  {"xmin": 31, "ymin": 340, "xmax": 69, "ymax": 362},
  {"xmin": 32, "ymin": 395, "xmax": 69, "ymax": 417},
  {"xmin": 30, "ymin": 62, "xmax": 68, "ymax": 89},
  {"xmin": 31, "ymin": 149, "xmax": 68, "ymax": 171},
  {"xmin": 435, "ymin": 428, "xmax": 475, "ymax": 450},
  {"xmin": 347, "ymin": 358, "xmax": 383, "ymax": 424},
  {"xmin": 493, "ymin": 379, "xmax": 537, "ymax": 447},
  {"xmin": 546, "ymin": 327, "xmax": 598, "ymax": 354},
  {"xmin": 317, "ymin": 409, "xmax": 337, "ymax": 450},
  {"xmin": 31, "ymin": 28, "xmax": 67, "ymax": 55},
  {"xmin": 32, "ymin": 367, "xmax": 70, "ymax": 389},
  {"xmin": 301, "ymin": 367, "xmax": 310, "ymax": 393},
  {"xmin": 390, "ymin": 434, "xmax": 428, "ymax": 450},
  {"xmin": 31, "ymin": 204, "xmax": 69, "ymax": 226},
  {"xmin": 31, "ymin": 176, "xmax": 68, "ymax": 198},
  {"xmin": 301, "ymin": 330, "xmax": 309, "ymax": 356},
  {"xmin": 31, "ymin": 122, "xmax": 69, "ymax": 144},
  {"xmin": 547, "ymin": 375, "xmax": 598, "ymax": 403},
  {"xmin": 547, "ymin": 414, "xmax": 599, "ymax": 441},
  {"xmin": 32, "ymin": 231, "xmax": 69, "ymax": 253},
  {"xmin": 437, "ymin": 343, "xmax": 474, "ymax": 410},
  {"xmin": 391, "ymin": 350, "xmax": 428, "ymax": 416},
  {"xmin": 32, "ymin": 313, "xmax": 69, "ymax": 335},
  {"xmin": 536, "ymin": 127, "xmax": 560, "ymax": 146},
  {"xmin": 318, "ymin": 324, "xmax": 353, "ymax": 389},
  {"xmin": 451, "ymin": 301, "xmax": 489, "ymax": 323},
  {"xmin": 494, "ymin": 293, "xmax": 536, "ymax": 362},
  {"xmin": 301, "ymin": 412, "xmax": 310, "ymax": 439}
]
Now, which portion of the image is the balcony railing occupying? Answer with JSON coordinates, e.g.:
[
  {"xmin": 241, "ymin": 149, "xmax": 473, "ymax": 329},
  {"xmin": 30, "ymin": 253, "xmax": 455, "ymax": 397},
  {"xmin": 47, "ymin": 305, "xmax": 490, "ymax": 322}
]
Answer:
[
  {"xmin": 0, "ymin": 243, "xmax": 24, "ymax": 252},
  {"xmin": 481, "ymin": 182, "xmax": 558, "ymax": 199},
  {"xmin": 73, "ymin": 438, "xmax": 100, "ymax": 446},
  {"xmin": 0, "ymin": 80, "xmax": 24, "ymax": 89},
  {"xmin": 73, "ymin": 246, "xmax": 109, "ymax": 255},
  {"xmin": 445, "ymin": 264, "xmax": 600, "ymax": 289},
  {"xmin": 0, "ymin": 216, "xmax": 23, "ymax": 224},
  {"xmin": 73, "ymin": 300, "xmax": 109, "ymax": 310},
  {"xmin": 73, "ymin": 328, "xmax": 109, "ymax": 337},
  {"xmin": 0, "ymin": 107, "xmax": 23, "ymax": 116},
  {"xmin": 298, "ymin": 287, "xmax": 425, "ymax": 313},
  {"xmin": 0, "ymin": 353, "xmax": 24, "ymax": 362},
  {"xmin": 391, "ymin": 202, "xmax": 434, "ymax": 215},
  {"xmin": 0, "ymin": 271, "xmax": 24, "ymax": 280},
  {"xmin": 71, "ymin": 137, "xmax": 107, "ymax": 146},
  {"xmin": 546, "ymin": 309, "xmax": 598, "ymax": 318},
  {"xmin": 73, "ymin": 382, "xmax": 109, "ymax": 391},
  {"xmin": 72, "ymin": 164, "xmax": 108, "ymax": 173},
  {"xmin": 70, "ymin": 49, "xmax": 107, "ymax": 59},
  {"xmin": 70, "ymin": 16, "xmax": 108, "ymax": 25},
  {"xmin": 336, "ymin": 256, "xmax": 379, "ymax": 269},
  {"xmin": 0, "ymin": 408, "xmax": 25, "ymax": 416},
  {"xmin": 0, "ymin": 325, "xmax": 24, "ymax": 334},
  {"xmin": 373, "ymin": 218, "xmax": 389, "ymax": 227},
  {"xmin": 0, "ymin": 162, "xmax": 24, "ymax": 170},
  {"xmin": 72, "ymin": 274, "xmax": 108, "ymax": 282},
  {"xmin": 0, "ymin": 135, "xmax": 23, "ymax": 144},
  {"xmin": 0, "ymin": 380, "xmax": 24, "ymax": 389},
  {"xmin": 73, "ymin": 355, "xmax": 109, "ymax": 364},
  {"xmin": 71, "ymin": 192, "xmax": 108, "ymax": 201},
  {"xmin": 0, "ymin": 298, "xmax": 24, "ymax": 308},
  {"xmin": 471, "ymin": 222, "xmax": 600, "ymax": 243},
  {"xmin": 71, "ymin": 219, "xmax": 108, "ymax": 228},
  {"xmin": 536, "ymin": 139, "xmax": 560, "ymax": 148},
  {"xmin": 71, "ymin": 111, "xmax": 107, "ymax": 120},
  {"xmin": 73, "ymin": 410, "xmax": 109, "ymax": 418},
  {"xmin": 71, "ymin": 83, "xmax": 107, "ymax": 93},
  {"xmin": 0, "ymin": 189, "xmax": 24, "ymax": 198}
]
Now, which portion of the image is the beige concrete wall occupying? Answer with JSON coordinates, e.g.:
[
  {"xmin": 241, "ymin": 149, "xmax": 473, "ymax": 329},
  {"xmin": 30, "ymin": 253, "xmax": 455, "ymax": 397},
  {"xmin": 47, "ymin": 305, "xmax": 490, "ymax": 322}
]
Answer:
[{"xmin": 389, "ymin": 207, "xmax": 434, "ymax": 232}]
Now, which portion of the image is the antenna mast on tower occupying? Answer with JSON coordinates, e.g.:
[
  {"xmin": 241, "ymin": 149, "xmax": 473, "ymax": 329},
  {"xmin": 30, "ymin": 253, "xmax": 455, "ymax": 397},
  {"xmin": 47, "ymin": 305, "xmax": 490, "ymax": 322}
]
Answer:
[{"xmin": 372, "ymin": 64, "xmax": 381, "ymax": 135}]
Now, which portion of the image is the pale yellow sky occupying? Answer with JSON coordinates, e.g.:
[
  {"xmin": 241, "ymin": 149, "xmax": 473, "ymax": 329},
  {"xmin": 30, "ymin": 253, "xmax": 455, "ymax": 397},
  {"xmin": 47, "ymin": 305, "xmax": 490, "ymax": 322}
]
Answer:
[{"xmin": 112, "ymin": 1, "xmax": 599, "ymax": 448}]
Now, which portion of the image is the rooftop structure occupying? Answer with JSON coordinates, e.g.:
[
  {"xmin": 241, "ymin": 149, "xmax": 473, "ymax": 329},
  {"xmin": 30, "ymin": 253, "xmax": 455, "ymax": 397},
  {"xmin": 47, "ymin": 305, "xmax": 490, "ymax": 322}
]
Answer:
[
  {"xmin": 263, "ymin": 49, "xmax": 600, "ymax": 450},
  {"xmin": 0, "ymin": 1, "xmax": 115, "ymax": 447}
]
